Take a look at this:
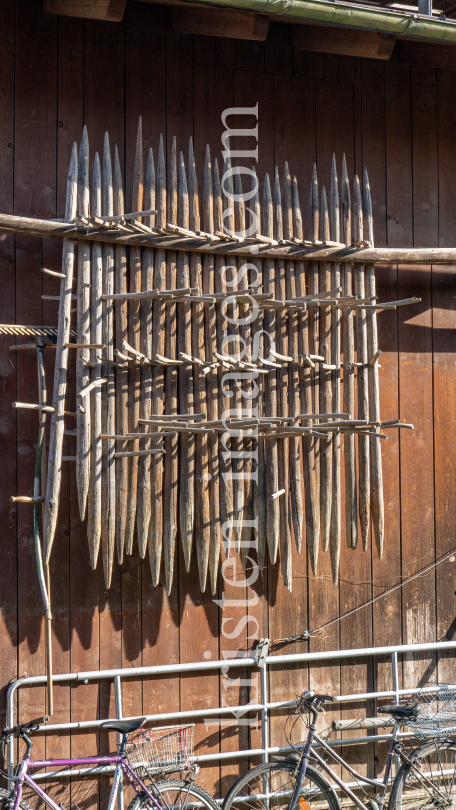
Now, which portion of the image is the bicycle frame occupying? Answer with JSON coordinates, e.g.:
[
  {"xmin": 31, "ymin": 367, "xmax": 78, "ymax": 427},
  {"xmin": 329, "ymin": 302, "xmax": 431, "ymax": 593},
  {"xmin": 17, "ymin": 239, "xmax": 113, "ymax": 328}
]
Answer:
[
  {"xmin": 10, "ymin": 749, "xmax": 161, "ymax": 810},
  {"xmin": 287, "ymin": 716, "xmax": 403, "ymax": 810}
]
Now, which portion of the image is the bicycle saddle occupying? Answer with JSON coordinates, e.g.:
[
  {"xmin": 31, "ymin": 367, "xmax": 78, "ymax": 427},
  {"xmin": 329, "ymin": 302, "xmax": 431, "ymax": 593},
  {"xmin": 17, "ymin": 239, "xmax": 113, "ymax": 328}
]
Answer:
[
  {"xmin": 100, "ymin": 717, "xmax": 146, "ymax": 735},
  {"xmin": 378, "ymin": 704, "xmax": 419, "ymax": 719}
]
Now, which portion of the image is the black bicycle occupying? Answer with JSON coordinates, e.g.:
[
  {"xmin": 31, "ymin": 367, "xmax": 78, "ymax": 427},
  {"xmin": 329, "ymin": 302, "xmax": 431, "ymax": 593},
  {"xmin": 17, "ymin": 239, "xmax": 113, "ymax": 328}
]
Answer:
[{"xmin": 223, "ymin": 686, "xmax": 456, "ymax": 810}]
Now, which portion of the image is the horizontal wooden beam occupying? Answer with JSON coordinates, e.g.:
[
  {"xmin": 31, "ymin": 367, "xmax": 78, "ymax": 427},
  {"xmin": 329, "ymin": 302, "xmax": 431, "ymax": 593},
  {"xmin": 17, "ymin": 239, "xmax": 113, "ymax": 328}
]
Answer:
[
  {"xmin": 43, "ymin": 0, "xmax": 126, "ymax": 21},
  {"xmin": 398, "ymin": 38, "xmax": 456, "ymax": 69},
  {"xmin": 171, "ymin": 6, "xmax": 269, "ymax": 39},
  {"xmin": 292, "ymin": 22, "xmax": 396, "ymax": 59},
  {"xmin": 0, "ymin": 212, "xmax": 456, "ymax": 265}
]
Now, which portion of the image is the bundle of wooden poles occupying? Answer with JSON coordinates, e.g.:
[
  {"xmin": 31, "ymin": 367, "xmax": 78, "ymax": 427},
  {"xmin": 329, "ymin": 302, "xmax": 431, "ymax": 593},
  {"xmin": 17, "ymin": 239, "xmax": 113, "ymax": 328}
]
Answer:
[{"xmin": 6, "ymin": 119, "xmax": 418, "ymax": 595}]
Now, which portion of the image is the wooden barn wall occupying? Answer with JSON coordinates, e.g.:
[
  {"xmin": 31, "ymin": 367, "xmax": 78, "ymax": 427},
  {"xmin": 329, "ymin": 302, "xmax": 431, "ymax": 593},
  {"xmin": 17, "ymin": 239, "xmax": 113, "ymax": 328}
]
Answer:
[{"xmin": 1, "ymin": 0, "xmax": 456, "ymax": 800}]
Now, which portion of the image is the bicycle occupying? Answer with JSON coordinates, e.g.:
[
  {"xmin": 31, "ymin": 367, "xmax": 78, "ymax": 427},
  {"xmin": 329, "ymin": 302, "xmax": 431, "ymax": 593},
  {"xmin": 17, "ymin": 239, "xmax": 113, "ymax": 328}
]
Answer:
[
  {"xmin": 223, "ymin": 686, "xmax": 456, "ymax": 810},
  {"xmin": 0, "ymin": 716, "xmax": 218, "ymax": 810}
]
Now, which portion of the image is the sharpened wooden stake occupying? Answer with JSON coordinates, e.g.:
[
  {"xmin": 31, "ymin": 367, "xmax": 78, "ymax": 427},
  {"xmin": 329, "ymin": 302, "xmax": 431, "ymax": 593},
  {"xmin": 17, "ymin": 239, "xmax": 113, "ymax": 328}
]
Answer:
[
  {"xmin": 342, "ymin": 155, "xmax": 358, "ymax": 551},
  {"xmin": 353, "ymin": 174, "xmax": 370, "ymax": 550},
  {"xmin": 329, "ymin": 155, "xmax": 341, "ymax": 585},
  {"xmin": 263, "ymin": 173, "xmax": 280, "ymax": 566},
  {"xmin": 43, "ymin": 142, "xmax": 78, "ymax": 565},
  {"xmin": 251, "ymin": 166, "xmax": 267, "ymax": 570},
  {"xmin": 214, "ymin": 157, "xmax": 234, "ymax": 556},
  {"xmin": 363, "ymin": 168, "xmax": 384, "ymax": 558},
  {"xmin": 87, "ymin": 152, "xmax": 102, "ymax": 569},
  {"xmin": 319, "ymin": 186, "xmax": 333, "ymax": 554},
  {"xmin": 163, "ymin": 136, "xmax": 179, "ymax": 595},
  {"xmin": 293, "ymin": 175, "xmax": 320, "ymax": 575},
  {"xmin": 148, "ymin": 134, "xmax": 166, "ymax": 586},
  {"xmin": 76, "ymin": 126, "xmax": 91, "ymax": 523},
  {"xmin": 307, "ymin": 165, "xmax": 320, "ymax": 574},
  {"xmin": 177, "ymin": 148, "xmax": 195, "ymax": 576},
  {"xmin": 275, "ymin": 166, "xmax": 292, "ymax": 591},
  {"xmin": 101, "ymin": 132, "xmax": 116, "ymax": 587},
  {"xmin": 136, "ymin": 144, "xmax": 155, "ymax": 558},
  {"xmin": 113, "ymin": 145, "xmax": 129, "ymax": 560},
  {"xmin": 125, "ymin": 117, "xmax": 143, "ymax": 559},
  {"xmin": 189, "ymin": 138, "xmax": 211, "ymax": 590},
  {"xmin": 203, "ymin": 146, "xmax": 221, "ymax": 594},
  {"xmin": 284, "ymin": 163, "xmax": 304, "ymax": 563}
]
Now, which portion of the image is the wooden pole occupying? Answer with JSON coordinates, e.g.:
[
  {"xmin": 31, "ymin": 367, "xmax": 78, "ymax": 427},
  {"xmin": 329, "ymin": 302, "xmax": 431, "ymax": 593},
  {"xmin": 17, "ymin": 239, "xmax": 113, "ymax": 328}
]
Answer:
[
  {"xmin": 101, "ymin": 132, "xmax": 116, "ymax": 588},
  {"xmin": 177, "ymin": 149, "xmax": 195, "ymax": 575},
  {"xmin": 319, "ymin": 186, "xmax": 333, "ymax": 553},
  {"xmin": 363, "ymin": 168, "xmax": 384, "ymax": 558},
  {"xmin": 213, "ymin": 158, "xmax": 234, "ymax": 555},
  {"xmin": 235, "ymin": 169, "xmax": 254, "ymax": 571},
  {"xmin": 284, "ymin": 163, "xmax": 304, "ymax": 558},
  {"xmin": 125, "ymin": 117, "xmax": 143, "ymax": 557},
  {"xmin": 203, "ymin": 147, "xmax": 221, "ymax": 594},
  {"xmin": 329, "ymin": 155, "xmax": 341, "ymax": 585},
  {"xmin": 43, "ymin": 142, "xmax": 78, "ymax": 564},
  {"xmin": 353, "ymin": 174, "xmax": 370, "ymax": 550},
  {"xmin": 251, "ymin": 167, "xmax": 267, "ymax": 569},
  {"xmin": 149, "ymin": 134, "xmax": 167, "ymax": 586},
  {"xmin": 86, "ymin": 150, "xmax": 102, "ymax": 569},
  {"xmin": 223, "ymin": 152, "xmax": 244, "ymax": 555},
  {"xmin": 293, "ymin": 175, "xmax": 320, "ymax": 575},
  {"xmin": 341, "ymin": 155, "xmax": 358, "ymax": 550},
  {"xmin": 189, "ymin": 138, "xmax": 211, "ymax": 590},
  {"xmin": 113, "ymin": 146, "xmax": 129, "ymax": 560},
  {"xmin": 274, "ymin": 167, "xmax": 292, "ymax": 590},
  {"xmin": 76, "ymin": 126, "xmax": 91, "ymax": 522},
  {"xmin": 262, "ymin": 173, "xmax": 280, "ymax": 566},
  {"xmin": 137, "ymin": 145, "xmax": 155, "ymax": 557},
  {"xmin": 163, "ymin": 136, "xmax": 179, "ymax": 594}
]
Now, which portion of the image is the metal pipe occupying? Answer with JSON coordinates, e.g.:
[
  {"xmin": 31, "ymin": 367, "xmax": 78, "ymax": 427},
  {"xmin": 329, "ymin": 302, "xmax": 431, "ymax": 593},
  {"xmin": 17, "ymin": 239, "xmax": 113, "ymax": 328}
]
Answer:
[
  {"xmin": 260, "ymin": 664, "xmax": 269, "ymax": 765},
  {"xmin": 174, "ymin": 0, "xmax": 456, "ymax": 43},
  {"xmin": 114, "ymin": 676, "xmax": 124, "ymax": 810}
]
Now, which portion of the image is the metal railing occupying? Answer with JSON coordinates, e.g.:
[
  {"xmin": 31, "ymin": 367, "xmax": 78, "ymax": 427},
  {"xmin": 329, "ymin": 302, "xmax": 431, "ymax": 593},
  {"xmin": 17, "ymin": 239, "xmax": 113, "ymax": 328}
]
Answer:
[{"xmin": 6, "ymin": 639, "xmax": 456, "ymax": 803}]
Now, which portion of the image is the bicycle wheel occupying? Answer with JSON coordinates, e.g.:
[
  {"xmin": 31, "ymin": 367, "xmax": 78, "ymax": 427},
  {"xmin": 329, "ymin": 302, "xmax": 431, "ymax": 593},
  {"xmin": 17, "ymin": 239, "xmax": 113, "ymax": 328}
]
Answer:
[
  {"xmin": 128, "ymin": 780, "xmax": 219, "ymax": 810},
  {"xmin": 222, "ymin": 760, "xmax": 340, "ymax": 810},
  {"xmin": 0, "ymin": 787, "xmax": 32, "ymax": 810},
  {"xmin": 389, "ymin": 739, "xmax": 456, "ymax": 810}
]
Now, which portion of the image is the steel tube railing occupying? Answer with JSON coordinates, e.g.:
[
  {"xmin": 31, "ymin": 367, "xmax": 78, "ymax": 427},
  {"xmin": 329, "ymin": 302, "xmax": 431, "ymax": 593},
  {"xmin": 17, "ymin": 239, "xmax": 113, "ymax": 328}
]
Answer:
[{"xmin": 6, "ymin": 639, "xmax": 456, "ymax": 794}]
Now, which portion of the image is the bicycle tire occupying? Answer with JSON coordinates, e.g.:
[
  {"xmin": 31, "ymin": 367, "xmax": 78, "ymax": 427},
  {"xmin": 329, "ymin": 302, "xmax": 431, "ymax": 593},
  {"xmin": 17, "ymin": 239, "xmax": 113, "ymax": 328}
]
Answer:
[
  {"xmin": 389, "ymin": 738, "xmax": 456, "ymax": 810},
  {"xmin": 128, "ymin": 779, "xmax": 219, "ymax": 810},
  {"xmin": 222, "ymin": 760, "xmax": 341, "ymax": 810},
  {"xmin": 0, "ymin": 786, "xmax": 32, "ymax": 810}
]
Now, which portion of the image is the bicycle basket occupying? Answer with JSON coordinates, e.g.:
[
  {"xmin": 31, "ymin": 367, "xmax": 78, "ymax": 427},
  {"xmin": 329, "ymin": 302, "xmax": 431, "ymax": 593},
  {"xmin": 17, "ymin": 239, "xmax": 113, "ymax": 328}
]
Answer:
[
  {"xmin": 406, "ymin": 683, "xmax": 456, "ymax": 739},
  {"xmin": 125, "ymin": 724, "xmax": 194, "ymax": 775}
]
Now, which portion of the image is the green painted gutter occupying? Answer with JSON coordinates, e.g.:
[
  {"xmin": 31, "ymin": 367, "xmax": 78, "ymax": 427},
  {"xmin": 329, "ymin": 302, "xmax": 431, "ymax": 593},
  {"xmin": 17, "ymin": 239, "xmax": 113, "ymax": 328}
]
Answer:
[{"xmin": 189, "ymin": 0, "xmax": 456, "ymax": 43}]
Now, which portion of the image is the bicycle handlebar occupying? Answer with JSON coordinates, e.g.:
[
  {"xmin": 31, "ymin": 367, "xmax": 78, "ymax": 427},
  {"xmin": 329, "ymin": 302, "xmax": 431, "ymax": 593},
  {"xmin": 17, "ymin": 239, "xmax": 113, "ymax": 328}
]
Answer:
[{"xmin": 1, "ymin": 716, "xmax": 49, "ymax": 742}]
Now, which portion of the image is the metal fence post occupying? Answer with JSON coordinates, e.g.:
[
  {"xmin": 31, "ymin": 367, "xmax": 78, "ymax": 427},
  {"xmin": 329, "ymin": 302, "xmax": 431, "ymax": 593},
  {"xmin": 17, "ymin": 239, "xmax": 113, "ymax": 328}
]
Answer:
[
  {"xmin": 114, "ymin": 675, "xmax": 124, "ymax": 810},
  {"xmin": 261, "ymin": 662, "xmax": 268, "ymax": 765},
  {"xmin": 391, "ymin": 651, "xmax": 400, "ymax": 774}
]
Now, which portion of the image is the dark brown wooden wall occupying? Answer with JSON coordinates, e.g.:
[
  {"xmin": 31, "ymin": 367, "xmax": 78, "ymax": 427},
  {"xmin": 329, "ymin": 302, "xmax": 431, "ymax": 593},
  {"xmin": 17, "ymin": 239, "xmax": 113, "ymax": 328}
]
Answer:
[{"xmin": 1, "ymin": 0, "xmax": 456, "ymax": 801}]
